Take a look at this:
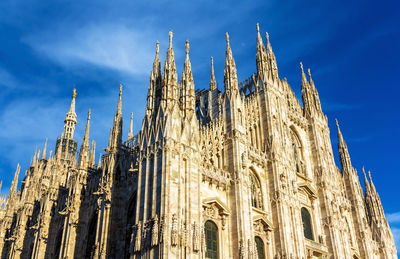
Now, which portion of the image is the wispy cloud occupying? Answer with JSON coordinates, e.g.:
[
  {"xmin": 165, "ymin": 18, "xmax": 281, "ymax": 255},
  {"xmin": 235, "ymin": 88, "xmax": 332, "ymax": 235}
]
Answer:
[
  {"xmin": 23, "ymin": 24, "xmax": 158, "ymax": 76},
  {"xmin": 322, "ymin": 101, "xmax": 362, "ymax": 112},
  {"xmin": 388, "ymin": 212, "xmax": 400, "ymax": 224},
  {"xmin": 0, "ymin": 67, "xmax": 18, "ymax": 89}
]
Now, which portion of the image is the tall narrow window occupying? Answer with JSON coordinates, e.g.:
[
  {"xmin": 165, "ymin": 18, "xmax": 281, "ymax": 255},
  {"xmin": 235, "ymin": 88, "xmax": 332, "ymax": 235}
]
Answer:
[
  {"xmin": 205, "ymin": 221, "xmax": 218, "ymax": 259},
  {"xmin": 255, "ymin": 236, "xmax": 265, "ymax": 259},
  {"xmin": 301, "ymin": 207, "xmax": 314, "ymax": 240},
  {"xmin": 250, "ymin": 171, "xmax": 263, "ymax": 210}
]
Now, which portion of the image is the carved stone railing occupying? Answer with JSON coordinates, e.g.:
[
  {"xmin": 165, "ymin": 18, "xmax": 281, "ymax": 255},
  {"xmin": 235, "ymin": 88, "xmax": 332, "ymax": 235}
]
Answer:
[{"xmin": 201, "ymin": 166, "xmax": 231, "ymax": 188}]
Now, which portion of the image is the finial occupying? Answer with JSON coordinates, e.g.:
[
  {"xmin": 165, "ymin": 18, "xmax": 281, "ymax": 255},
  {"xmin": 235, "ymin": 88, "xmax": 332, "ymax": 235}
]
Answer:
[
  {"xmin": 169, "ymin": 31, "xmax": 173, "ymax": 48},
  {"xmin": 156, "ymin": 41, "xmax": 159, "ymax": 55},
  {"xmin": 300, "ymin": 62, "xmax": 304, "ymax": 73},
  {"xmin": 256, "ymin": 23, "xmax": 260, "ymax": 33},
  {"xmin": 185, "ymin": 40, "xmax": 190, "ymax": 55},
  {"xmin": 72, "ymin": 88, "xmax": 77, "ymax": 99},
  {"xmin": 119, "ymin": 84, "xmax": 123, "ymax": 95},
  {"xmin": 265, "ymin": 32, "xmax": 270, "ymax": 43},
  {"xmin": 307, "ymin": 68, "xmax": 312, "ymax": 79},
  {"xmin": 128, "ymin": 112, "xmax": 134, "ymax": 139},
  {"xmin": 42, "ymin": 138, "xmax": 48, "ymax": 160},
  {"xmin": 226, "ymin": 32, "xmax": 230, "ymax": 44}
]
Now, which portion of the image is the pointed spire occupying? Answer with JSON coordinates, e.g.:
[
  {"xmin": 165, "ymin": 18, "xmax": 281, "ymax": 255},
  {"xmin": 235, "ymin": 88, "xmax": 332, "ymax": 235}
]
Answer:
[
  {"xmin": 300, "ymin": 62, "xmax": 308, "ymax": 86},
  {"xmin": 162, "ymin": 31, "xmax": 178, "ymax": 107},
  {"xmin": 256, "ymin": 23, "xmax": 268, "ymax": 81},
  {"xmin": 63, "ymin": 88, "xmax": 78, "ymax": 139},
  {"xmin": 108, "ymin": 86, "xmax": 123, "ymax": 150},
  {"xmin": 128, "ymin": 112, "xmax": 134, "ymax": 139},
  {"xmin": 8, "ymin": 164, "xmax": 20, "ymax": 200},
  {"xmin": 336, "ymin": 119, "xmax": 353, "ymax": 174},
  {"xmin": 265, "ymin": 32, "xmax": 279, "ymax": 78},
  {"xmin": 209, "ymin": 57, "xmax": 217, "ymax": 91},
  {"xmin": 89, "ymin": 141, "xmax": 96, "ymax": 167},
  {"xmin": 42, "ymin": 138, "xmax": 48, "ymax": 160},
  {"xmin": 78, "ymin": 109, "xmax": 91, "ymax": 166},
  {"xmin": 362, "ymin": 167, "xmax": 370, "ymax": 191},
  {"xmin": 368, "ymin": 171, "xmax": 377, "ymax": 193},
  {"xmin": 117, "ymin": 84, "xmax": 122, "ymax": 115},
  {"xmin": 32, "ymin": 146, "xmax": 38, "ymax": 166},
  {"xmin": 97, "ymin": 153, "xmax": 102, "ymax": 169},
  {"xmin": 224, "ymin": 32, "xmax": 238, "ymax": 95},
  {"xmin": 181, "ymin": 40, "xmax": 195, "ymax": 117},
  {"xmin": 147, "ymin": 41, "xmax": 162, "ymax": 115},
  {"xmin": 307, "ymin": 68, "xmax": 315, "ymax": 88}
]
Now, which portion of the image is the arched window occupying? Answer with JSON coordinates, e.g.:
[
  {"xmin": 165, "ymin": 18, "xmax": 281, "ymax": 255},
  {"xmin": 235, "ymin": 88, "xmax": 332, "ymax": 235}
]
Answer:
[
  {"xmin": 205, "ymin": 221, "xmax": 218, "ymax": 259},
  {"xmin": 301, "ymin": 207, "xmax": 314, "ymax": 240},
  {"xmin": 250, "ymin": 171, "xmax": 264, "ymax": 210},
  {"xmin": 125, "ymin": 193, "xmax": 137, "ymax": 258},
  {"xmin": 85, "ymin": 212, "xmax": 98, "ymax": 258},
  {"xmin": 255, "ymin": 236, "xmax": 265, "ymax": 259},
  {"xmin": 290, "ymin": 130, "xmax": 303, "ymax": 174}
]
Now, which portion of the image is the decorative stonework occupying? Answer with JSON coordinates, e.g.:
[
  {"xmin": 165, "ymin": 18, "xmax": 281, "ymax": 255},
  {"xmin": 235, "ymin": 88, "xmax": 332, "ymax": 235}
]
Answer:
[{"xmin": 0, "ymin": 25, "xmax": 395, "ymax": 259}]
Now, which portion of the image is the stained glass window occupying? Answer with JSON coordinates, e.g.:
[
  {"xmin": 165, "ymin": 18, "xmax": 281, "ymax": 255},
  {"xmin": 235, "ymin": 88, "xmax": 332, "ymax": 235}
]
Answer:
[
  {"xmin": 255, "ymin": 236, "xmax": 265, "ymax": 259},
  {"xmin": 301, "ymin": 207, "xmax": 314, "ymax": 240},
  {"xmin": 205, "ymin": 221, "xmax": 218, "ymax": 259}
]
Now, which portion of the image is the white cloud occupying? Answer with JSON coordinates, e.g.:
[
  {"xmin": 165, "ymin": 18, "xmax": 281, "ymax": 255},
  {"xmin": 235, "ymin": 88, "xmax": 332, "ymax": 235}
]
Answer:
[
  {"xmin": 387, "ymin": 212, "xmax": 400, "ymax": 224},
  {"xmin": 23, "ymin": 24, "xmax": 158, "ymax": 76},
  {"xmin": 0, "ymin": 68, "xmax": 17, "ymax": 88}
]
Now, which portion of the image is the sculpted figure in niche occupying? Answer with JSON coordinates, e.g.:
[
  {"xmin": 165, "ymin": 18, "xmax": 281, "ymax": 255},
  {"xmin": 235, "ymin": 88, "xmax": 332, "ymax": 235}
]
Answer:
[{"xmin": 171, "ymin": 214, "xmax": 178, "ymax": 246}]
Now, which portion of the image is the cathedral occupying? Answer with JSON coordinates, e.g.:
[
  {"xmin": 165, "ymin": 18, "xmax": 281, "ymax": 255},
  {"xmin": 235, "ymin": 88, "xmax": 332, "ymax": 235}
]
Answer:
[{"xmin": 0, "ymin": 24, "xmax": 397, "ymax": 259}]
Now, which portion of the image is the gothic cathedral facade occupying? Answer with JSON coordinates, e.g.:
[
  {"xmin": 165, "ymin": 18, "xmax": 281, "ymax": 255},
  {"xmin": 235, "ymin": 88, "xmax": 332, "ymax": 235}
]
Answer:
[{"xmin": 0, "ymin": 25, "xmax": 397, "ymax": 259}]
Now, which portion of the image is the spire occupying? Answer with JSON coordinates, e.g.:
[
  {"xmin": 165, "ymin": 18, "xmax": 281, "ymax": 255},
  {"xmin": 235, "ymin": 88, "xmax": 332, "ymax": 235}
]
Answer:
[
  {"xmin": 78, "ymin": 109, "xmax": 91, "ymax": 167},
  {"xmin": 181, "ymin": 40, "xmax": 195, "ymax": 117},
  {"xmin": 162, "ymin": 31, "xmax": 178, "ymax": 108},
  {"xmin": 224, "ymin": 32, "xmax": 238, "ymax": 95},
  {"xmin": 42, "ymin": 138, "xmax": 48, "ymax": 160},
  {"xmin": 97, "ymin": 154, "xmax": 102, "ymax": 169},
  {"xmin": 307, "ymin": 68, "xmax": 322, "ymax": 112},
  {"xmin": 362, "ymin": 167, "xmax": 370, "ymax": 191},
  {"xmin": 89, "ymin": 140, "xmax": 96, "ymax": 167},
  {"xmin": 128, "ymin": 112, "xmax": 134, "ymax": 139},
  {"xmin": 108, "ymin": 86, "xmax": 123, "ymax": 150},
  {"xmin": 32, "ymin": 146, "xmax": 38, "ymax": 166},
  {"xmin": 308, "ymin": 68, "xmax": 315, "ymax": 88},
  {"xmin": 265, "ymin": 32, "xmax": 279, "ymax": 78},
  {"xmin": 336, "ymin": 119, "xmax": 352, "ymax": 174},
  {"xmin": 147, "ymin": 41, "xmax": 162, "ymax": 115},
  {"xmin": 117, "ymin": 84, "xmax": 122, "ymax": 115},
  {"xmin": 63, "ymin": 88, "xmax": 78, "ymax": 139},
  {"xmin": 209, "ymin": 57, "xmax": 217, "ymax": 91},
  {"xmin": 300, "ymin": 62, "xmax": 308, "ymax": 86},
  {"xmin": 256, "ymin": 23, "xmax": 268, "ymax": 81},
  {"xmin": 8, "ymin": 164, "xmax": 20, "ymax": 201},
  {"xmin": 368, "ymin": 171, "xmax": 377, "ymax": 193}
]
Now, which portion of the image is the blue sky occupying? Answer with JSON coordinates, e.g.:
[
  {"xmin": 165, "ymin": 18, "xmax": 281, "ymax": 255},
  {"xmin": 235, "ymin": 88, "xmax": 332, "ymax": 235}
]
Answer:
[{"xmin": 0, "ymin": 0, "xmax": 399, "ymax": 252}]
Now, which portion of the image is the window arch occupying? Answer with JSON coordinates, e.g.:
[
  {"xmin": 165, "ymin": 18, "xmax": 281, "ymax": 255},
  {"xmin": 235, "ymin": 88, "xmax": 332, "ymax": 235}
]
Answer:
[
  {"xmin": 255, "ymin": 236, "xmax": 265, "ymax": 259},
  {"xmin": 250, "ymin": 170, "xmax": 264, "ymax": 210},
  {"xmin": 290, "ymin": 130, "xmax": 303, "ymax": 174},
  {"xmin": 205, "ymin": 220, "xmax": 218, "ymax": 259},
  {"xmin": 301, "ymin": 207, "xmax": 314, "ymax": 240}
]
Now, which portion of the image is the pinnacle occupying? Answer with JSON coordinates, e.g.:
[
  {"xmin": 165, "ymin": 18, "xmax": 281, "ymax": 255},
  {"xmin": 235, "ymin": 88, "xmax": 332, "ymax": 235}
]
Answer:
[
  {"xmin": 185, "ymin": 40, "xmax": 190, "ymax": 55},
  {"xmin": 169, "ymin": 30, "xmax": 173, "ymax": 48}
]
